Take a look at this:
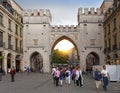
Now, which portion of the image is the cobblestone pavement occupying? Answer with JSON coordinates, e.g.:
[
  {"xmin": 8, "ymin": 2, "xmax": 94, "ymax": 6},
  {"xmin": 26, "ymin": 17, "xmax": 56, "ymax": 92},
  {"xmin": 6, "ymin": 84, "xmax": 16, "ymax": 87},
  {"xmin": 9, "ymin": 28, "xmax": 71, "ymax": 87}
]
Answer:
[{"xmin": 0, "ymin": 73, "xmax": 120, "ymax": 93}]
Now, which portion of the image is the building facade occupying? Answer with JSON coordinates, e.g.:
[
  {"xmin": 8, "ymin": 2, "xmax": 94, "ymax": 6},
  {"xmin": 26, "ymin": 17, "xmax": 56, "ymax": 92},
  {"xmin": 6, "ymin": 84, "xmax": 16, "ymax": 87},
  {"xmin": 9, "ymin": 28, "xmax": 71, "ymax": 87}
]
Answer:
[
  {"xmin": 23, "ymin": 8, "xmax": 105, "ymax": 73},
  {"xmin": 103, "ymin": 0, "xmax": 120, "ymax": 65},
  {"xmin": 0, "ymin": 0, "xmax": 23, "ymax": 73}
]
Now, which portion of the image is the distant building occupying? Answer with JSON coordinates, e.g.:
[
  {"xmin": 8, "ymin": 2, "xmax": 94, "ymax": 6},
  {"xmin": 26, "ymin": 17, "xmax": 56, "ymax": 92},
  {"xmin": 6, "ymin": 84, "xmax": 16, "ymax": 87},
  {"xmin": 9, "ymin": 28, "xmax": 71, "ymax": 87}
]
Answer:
[
  {"xmin": 0, "ymin": 0, "xmax": 23, "ymax": 73},
  {"xmin": 103, "ymin": 0, "xmax": 120, "ymax": 65}
]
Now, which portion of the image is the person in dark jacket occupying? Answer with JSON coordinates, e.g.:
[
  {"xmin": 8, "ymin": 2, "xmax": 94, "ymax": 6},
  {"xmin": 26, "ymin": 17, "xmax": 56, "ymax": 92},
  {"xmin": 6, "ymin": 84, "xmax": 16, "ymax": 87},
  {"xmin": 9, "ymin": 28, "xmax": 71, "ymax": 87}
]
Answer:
[
  {"xmin": 0, "ymin": 65, "xmax": 3, "ymax": 81},
  {"xmin": 94, "ymin": 67, "xmax": 101, "ymax": 90},
  {"xmin": 10, "ymin": 66, "xmax": 16, "ymax": 82}
]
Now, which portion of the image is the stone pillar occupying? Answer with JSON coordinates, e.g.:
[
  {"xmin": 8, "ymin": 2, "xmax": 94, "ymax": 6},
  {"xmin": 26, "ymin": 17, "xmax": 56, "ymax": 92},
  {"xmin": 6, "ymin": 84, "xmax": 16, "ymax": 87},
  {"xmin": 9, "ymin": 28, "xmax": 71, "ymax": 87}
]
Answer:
[{"xmin": 3, "ymin": 52, "xmax": 7, "ymax": 74}]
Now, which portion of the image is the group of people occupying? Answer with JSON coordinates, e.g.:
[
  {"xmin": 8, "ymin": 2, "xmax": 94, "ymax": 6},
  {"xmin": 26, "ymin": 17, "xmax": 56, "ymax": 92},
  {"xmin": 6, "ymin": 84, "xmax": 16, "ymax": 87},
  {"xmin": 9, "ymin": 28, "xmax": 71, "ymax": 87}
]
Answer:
[
  {"xmin": 94, "ymin": 65, "xmax": 110, "ymax": 91},
  {"xmin": 52, "ymin": 66, "xmax": 83, "ymax": 87},
  {"xmin": 52, "ymin": 65, "xmax": 110, "ymax": 92}
]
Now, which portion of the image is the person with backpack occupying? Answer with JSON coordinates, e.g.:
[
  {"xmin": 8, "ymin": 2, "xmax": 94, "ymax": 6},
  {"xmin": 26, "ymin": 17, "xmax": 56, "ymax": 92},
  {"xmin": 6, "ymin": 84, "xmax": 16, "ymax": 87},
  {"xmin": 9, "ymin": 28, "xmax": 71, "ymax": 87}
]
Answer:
[
  {"xmin": 59, "ymin": 68, "xmax": 64, "ymax": 86},
  {"xmin": 65, "ymin": 67, "xmax": 71, "ymax": 84},
  {"xmin": 52, "ymin": 67, "xmax": 56, "ymax": 84},
  {"xmin": 94, "ymin": 67, "xmax": 101, "ymax": 90}
]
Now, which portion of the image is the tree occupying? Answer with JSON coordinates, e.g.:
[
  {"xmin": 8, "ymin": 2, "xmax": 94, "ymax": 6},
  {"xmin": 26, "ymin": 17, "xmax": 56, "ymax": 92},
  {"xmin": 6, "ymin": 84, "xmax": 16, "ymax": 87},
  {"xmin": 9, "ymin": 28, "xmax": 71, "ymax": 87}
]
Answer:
[{"xmin": 52, "ymin": 49, "xmax": 69, "ymax": 64}]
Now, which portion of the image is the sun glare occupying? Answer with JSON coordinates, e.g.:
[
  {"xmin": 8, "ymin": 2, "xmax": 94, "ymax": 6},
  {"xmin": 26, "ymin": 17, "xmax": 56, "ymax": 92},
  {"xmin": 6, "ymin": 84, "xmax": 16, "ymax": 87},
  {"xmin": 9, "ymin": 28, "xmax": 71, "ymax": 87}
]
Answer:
[{"xmin": 54, "ymin": 40, "xmax": 74, "ymax": 51}]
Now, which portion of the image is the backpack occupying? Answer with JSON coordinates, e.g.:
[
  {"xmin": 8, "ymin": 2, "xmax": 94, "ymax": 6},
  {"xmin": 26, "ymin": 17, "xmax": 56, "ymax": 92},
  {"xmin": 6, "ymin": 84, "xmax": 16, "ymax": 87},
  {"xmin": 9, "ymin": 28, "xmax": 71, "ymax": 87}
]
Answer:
[
  {"xmin": 66, "ymin": 72, "xmax": 69, "ymax": 77},
  {"xmin": 95, "ymin": 71, "xmax": 101, "ymax": 81}
]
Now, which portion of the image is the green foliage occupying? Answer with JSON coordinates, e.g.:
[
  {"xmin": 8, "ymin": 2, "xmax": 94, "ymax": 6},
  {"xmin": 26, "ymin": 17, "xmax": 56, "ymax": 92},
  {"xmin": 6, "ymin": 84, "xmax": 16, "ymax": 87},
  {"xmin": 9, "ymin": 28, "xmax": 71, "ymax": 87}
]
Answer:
[
  {"xmin": 0, "ymin": 56, "xmax": 3, "ymax": 60},
  {"xmin": 52, "ymin": 49, "xmax": 69, "ymax": 64}
]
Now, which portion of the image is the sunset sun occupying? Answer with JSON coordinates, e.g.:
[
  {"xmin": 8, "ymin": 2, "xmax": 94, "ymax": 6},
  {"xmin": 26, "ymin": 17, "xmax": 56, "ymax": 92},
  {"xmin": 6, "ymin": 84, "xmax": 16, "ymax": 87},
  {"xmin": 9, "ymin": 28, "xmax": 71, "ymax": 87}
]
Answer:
[{"xmin": 54, "ymin": 40, "xmax": 74, "ymax": 51}]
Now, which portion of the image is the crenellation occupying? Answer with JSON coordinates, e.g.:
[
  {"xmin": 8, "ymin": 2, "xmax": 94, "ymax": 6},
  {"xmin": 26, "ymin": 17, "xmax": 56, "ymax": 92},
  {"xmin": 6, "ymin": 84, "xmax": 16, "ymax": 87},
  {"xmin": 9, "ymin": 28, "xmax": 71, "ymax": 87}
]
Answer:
[
  {"xmin": 51, "ymin": 25, "xmax": 77, "ymax": 31},
  {"xmin": 23, "ymin": 9, "xmax": 51, "ymax": 17},
  {"xmin": 96, "ymin": 8, "xmax": 101, "ymax": 15},
  {"xmin": 90, "ymin": 8, "xmax": 95, "ymax": 15},
  {"xmin": 84, "ymin": 8, "xmax": 89, "ymax": 15},
  {"xmin": 78, "ymin": 8, "xmax": 103, "ymax": 15},
  {"xmin": 78, "ymin": 8, "xmax": 82, "ymax": 15}
]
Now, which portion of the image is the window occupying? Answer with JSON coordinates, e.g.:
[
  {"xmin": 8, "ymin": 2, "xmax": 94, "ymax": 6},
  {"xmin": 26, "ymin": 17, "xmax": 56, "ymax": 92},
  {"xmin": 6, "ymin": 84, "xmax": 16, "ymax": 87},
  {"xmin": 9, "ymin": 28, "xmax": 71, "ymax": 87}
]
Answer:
[
  {"xmin": 114, "ymin": 34, "xmax": 117, "ymax": 45},
  {"xmin": 15, "ymin": 38, "xmax": 18, "ymax": 51},
  {"xmin": 108, "ymin": 38, "xmax": 111, "ymax": 51},
  {"xmin": 113, "ymin": 18, "xmax": 116, "ymax": 30},
  {"xmin": 0, "ymin": 12, "xmax": 3, "ymax": 25},
  {"xmin": 20, "ymin": 40, "xmax": 22, "ymax": 52},
  {"xmin": 104, "ymin": 27, "xmax": 107, "ymax": 36},
  {"xmin": 8, "ymin": 35, "xmax": 11, "ymax": 49},
  {"xmin": 20, "ymin": 28, "xmax": 22, "ymax": 37},
  {"xmin": 15, "ymin": 24, "xmax": 18, "ymax": 35},
  {"xmin": 8, "ymin": 19, "xmax": 11, "ymax": 30},
  {"xmin": 108, "ymin": 24, "xmax": 110, "ymax": 34},
  {"xmin": 0, "ymin": 31, "xmax": 3, "ymax": 47}
]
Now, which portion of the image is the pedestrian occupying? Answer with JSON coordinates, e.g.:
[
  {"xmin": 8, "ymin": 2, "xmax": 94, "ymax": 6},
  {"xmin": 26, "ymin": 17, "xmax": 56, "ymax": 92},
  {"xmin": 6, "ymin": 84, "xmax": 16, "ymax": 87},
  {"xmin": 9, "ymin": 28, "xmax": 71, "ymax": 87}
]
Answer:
[
  {"xmin": 101, "ymin": 65, "xmax": 109, "ymax": 91},
  {"xmin": 94, "ymin": 67, "xmax": 101, "ymax": 90},
  {"xmin": 26, "ymin": 66, "xmax": 30, "ymax": 74},
  {"xmin": 59, "ymin": 68, "xmax": 64, "ymax": 86},
  {"xmin": 52, "ymin": 67, "xmax": 56, "ymax": 84},
  {"xmin": 72, "ymin": 67, "xmax": 76, "ymax": 85},
  {"xmin": 65, "ymin": 67, "xmax": 71, "ymax": 84},
  {"xmin": 76, "ymin": 67, "xmax": 83, "ymax": 87},
  {"xmin": 0, "ymin": 65, "xmax": 4, "ymax": 81},
  {"xmin": 55, "ymin": 67, "xmax": 60, "ymax": 86},
  {"xmin": 10, "ymin": 66, "xmax": 16, "ymax": 82}
]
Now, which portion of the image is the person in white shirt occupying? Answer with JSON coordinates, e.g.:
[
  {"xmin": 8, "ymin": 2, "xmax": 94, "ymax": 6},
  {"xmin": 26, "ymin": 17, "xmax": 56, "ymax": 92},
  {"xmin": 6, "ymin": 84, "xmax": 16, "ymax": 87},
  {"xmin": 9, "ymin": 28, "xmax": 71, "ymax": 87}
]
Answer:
[
  {"xmin": 75, "ymin": 67, "xmax": 83, "ymax": 87},
  {"xmin": 52, "ymin": 67, "xmax": 56, "ymax": 84},
  {"xmin": 101, "ymin": 65, "xmax": 109, "ymax": 91}
]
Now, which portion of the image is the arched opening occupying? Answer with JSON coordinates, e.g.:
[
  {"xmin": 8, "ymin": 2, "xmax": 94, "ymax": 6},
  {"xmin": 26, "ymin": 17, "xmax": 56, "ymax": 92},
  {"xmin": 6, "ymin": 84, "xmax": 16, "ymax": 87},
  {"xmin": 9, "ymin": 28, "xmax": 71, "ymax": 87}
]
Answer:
[
  {"xmin": 7, "ymin": 53, "xmax": 12, "ymax": 72},
  {"xmin": 86, "ymin": 52, "xmax": 99, "ymax": 73},
  {"xmin": 30, "ymin": 52, "xmax": 43, "ymax": 72},
  {"xmin": 51, "ymin": 36, "xmax": 79, "ymax": 67},
  {"xmin": 15, "ymin": 55, "xmax": 21, "ymax": 72}
]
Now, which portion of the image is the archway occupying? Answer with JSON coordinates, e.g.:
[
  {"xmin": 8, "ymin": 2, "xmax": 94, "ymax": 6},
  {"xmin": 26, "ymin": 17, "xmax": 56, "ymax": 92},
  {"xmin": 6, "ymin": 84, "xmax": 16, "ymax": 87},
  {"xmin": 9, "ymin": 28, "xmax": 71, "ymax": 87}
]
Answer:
[
  {"xmin": 86, "ymin": 52, "xmax": 99, "ymax": 72},
  {"xmin": 15, "ymin": 55, "xmax": 21, "ymax": 72},
  {"xmin": 30, "ymin": 52, "xmax": 43, "ymax": 72},
  {"xmin": 51, "ymin": 36, "xmax": 79, "ymax": 67},
  {"xmin": 7, "ymin": 53, "xmax": 12, "ymax": 72}
]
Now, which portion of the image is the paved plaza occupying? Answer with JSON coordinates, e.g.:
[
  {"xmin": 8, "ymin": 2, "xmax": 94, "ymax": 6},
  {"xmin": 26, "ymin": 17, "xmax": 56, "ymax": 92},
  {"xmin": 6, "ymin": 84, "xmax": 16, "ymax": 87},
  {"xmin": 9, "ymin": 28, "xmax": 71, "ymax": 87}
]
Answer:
[{"xmin": 0, "ymin": 73, "xmax": 120, "ymax": 93}]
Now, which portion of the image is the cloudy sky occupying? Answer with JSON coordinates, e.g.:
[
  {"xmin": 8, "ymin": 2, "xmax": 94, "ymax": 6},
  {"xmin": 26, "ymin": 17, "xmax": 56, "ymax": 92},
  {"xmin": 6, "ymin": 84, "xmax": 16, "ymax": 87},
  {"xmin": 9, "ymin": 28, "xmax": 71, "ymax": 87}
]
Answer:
[{"xmin": 15, "ymin": 0, "xmax": 104, "ymax": 25}]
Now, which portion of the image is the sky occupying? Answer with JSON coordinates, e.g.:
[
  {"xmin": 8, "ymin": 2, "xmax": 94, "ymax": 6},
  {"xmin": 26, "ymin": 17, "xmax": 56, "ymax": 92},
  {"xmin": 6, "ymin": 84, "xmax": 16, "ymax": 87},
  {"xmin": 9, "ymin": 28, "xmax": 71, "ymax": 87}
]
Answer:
[{"xmin": 15, "ymin": 0, "xmax": 104, "ymax": 25}]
